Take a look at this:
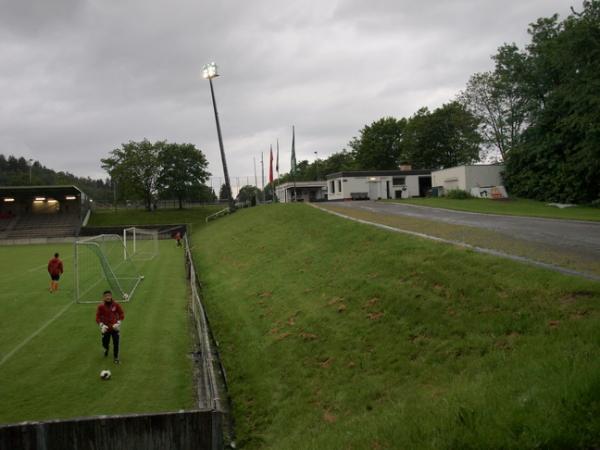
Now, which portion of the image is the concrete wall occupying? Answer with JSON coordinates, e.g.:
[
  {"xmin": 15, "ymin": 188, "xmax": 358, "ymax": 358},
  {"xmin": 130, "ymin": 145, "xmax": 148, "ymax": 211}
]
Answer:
[
  {"xmin": 465, "ymin": 165, "xmax": 504, "ymax": 189},
  {"xmin": 432, "ymin": 165, "xmax": 505, "ymax": 192},
  {"xmin": 0, "ymin": 410, "xmax": 222, "ymax": 450},
  {"xmin": 432, "ymin": 166, "xmax": 467, "ymax": 191}
]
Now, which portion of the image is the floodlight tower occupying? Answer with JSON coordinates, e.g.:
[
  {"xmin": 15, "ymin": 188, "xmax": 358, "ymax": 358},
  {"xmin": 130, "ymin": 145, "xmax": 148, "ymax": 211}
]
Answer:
[{"xmin": 202, "ymin": 62, "xmax": 235, "ymax": 211}]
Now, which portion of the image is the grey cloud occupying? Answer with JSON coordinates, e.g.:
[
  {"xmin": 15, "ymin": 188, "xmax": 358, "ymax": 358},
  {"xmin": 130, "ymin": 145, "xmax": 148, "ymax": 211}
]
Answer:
[{"xmin": 0, "ymin": 0, "xmax": 577, "ymax": 180}]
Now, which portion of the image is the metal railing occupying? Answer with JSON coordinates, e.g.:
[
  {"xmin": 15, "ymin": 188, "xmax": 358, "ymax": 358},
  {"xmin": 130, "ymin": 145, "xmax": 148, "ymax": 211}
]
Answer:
[
  {"xmin": 183, "ymin": 234, "xmax": 231, "ymax": 414},
  {"xmin": 205, "ymin": 208, "xmax": 230, "ymax": 223}
]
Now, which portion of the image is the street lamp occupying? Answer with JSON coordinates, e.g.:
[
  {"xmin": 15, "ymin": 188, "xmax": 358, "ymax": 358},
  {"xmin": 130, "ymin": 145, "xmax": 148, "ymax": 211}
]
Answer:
[
  {"xmin": 314, "ymin": 151, "xmax": 320, "ymax": 181},
  {"xmin": 202, "ymin": 62, "xmax": 235, "ymax": 212},
  {"xmin": 28, "ymin": 159, "xmax": 34, "ymax": 184}
]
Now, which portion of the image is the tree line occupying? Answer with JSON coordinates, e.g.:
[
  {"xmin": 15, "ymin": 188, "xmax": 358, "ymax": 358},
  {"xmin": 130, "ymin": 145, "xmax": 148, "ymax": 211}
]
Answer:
[
  {"xmin": 277, "ymin": 2, "xmax": 600, "ymax": 204},
  {"xmin": 0, "ymin": 154, "xmax": 113, "ymax": 202}
]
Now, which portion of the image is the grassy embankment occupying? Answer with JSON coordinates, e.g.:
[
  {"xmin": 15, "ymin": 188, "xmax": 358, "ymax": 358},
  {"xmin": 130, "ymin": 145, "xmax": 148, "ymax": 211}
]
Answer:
[
  {"xmin": 194, "ymin": 203, "xmax": 600, "ymax": 449},
  {"xmin": 388, "ymin": 197, "xmax": 600, "ymax": 222},
  {"xmin": 320, "ymin": 203, "xmax": 600, "ymax": 278},
  {"xmin": 87, "ymin": 205, "xmax": 224, "ymax": 227}
]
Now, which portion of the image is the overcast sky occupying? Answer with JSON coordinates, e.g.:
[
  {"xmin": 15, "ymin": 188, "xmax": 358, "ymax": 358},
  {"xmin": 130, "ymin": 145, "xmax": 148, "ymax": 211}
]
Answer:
[{"xmin": 0, "ymin": 0, "xmax": 574, "ymax": 185}]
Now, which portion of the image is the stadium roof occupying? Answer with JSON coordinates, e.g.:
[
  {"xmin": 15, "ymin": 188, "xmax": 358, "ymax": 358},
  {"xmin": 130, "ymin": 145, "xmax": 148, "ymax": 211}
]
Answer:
[
  {"xmin": 326, "ymin": 170, "xmax": 431, "ymax": 179},
  {"xmin": 0, "ymin": 185, "xmax": 84, "ymax": 197}
]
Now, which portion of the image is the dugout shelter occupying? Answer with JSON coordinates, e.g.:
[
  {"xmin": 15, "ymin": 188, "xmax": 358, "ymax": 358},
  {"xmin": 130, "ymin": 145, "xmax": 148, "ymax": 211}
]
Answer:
[{"xmin": 0, "ymin": 185, "xmax": 91, "ymax": 239}]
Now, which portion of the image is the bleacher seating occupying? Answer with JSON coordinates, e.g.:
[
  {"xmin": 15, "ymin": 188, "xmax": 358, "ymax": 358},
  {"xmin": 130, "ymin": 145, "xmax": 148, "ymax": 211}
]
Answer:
[{"xmin": 1, "ymin": 213, "xmax": 81, "ymax": 239}]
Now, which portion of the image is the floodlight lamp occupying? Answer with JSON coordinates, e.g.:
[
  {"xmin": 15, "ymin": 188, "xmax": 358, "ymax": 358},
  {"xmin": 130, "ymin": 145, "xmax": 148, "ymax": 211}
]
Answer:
[
  {"xmin": 47, "ymin": 199, "xmax": 58, "ymax": 204},
  {"xmin": 3, "ymin": 198, "xmax": 15, "ymax": 202},
  {"xmin": 65, "ymin": 196, "xmax": 77, "ymax": 200},
  {"xmin": 202, "ymin": 62, "xmax": 219, "ymax": 79},
  {"xmin": 35, "ymin": 197, "xmax": 46, "ymax": 201}
]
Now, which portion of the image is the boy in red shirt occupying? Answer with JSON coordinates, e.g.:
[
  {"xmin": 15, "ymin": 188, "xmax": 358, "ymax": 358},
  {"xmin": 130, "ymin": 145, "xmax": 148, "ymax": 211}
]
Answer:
[
  {"xmin": 95, "ymin": 290, "xmax": 125, "ymax": 364},
  {"xmin": 47, "ymin": 253, "xmax": 64, "ymax": 293}
]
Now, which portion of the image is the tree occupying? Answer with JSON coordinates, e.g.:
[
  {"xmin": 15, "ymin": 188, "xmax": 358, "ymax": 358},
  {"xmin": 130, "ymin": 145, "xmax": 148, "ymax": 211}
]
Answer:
[
  {"xmin": 349, "ymin": 117, "xmax": 407, "ymax": 170},
  {"xmin": 504, "ymin": 2, "xmax": 600, "ymax": 203},
  {"xmin": 101, "ymin": 140, "xmax": 162, "ymax": 211},
  {"xmin": 401, "ymin": 102, "xmax": 481, "ymax": 169},
  {"xmin": 158, "ymin": 143, "xmax": 210, "ymax": 209},
  {"xmin": 219, "ymin": 183, "xmax": 231, "ymax": 201},
  {"xmin": 460, "ymin": 44, "xmax": 529, "ymax": 161},
  {"xmin": 319, "ymin": 150, "xmax": 356, "ymax": 175},
  {"xmin": 236, "ymin": 185, "xmax": 261, "ymax": 204}
]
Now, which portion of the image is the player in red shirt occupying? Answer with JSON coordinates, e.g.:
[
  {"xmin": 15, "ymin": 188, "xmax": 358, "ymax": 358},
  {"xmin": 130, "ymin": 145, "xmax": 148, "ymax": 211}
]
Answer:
[
  {"xmin": 47, "ymin": 253, "xmax": 64, "ymax": 293},
  {"xmin": 95, "ymin": 290, "xmax": 125, "ymax": 364}
]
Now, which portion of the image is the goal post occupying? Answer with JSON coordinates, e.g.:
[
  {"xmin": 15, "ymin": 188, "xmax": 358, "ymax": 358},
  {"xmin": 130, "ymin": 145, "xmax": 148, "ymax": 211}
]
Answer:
[
  {"xmin": 123, "ymin": 227, "xmax": 159, "ymax": 261},
  {"xmin": 74, "ymin": 234, "xmax": 143, "ymax": 304}
]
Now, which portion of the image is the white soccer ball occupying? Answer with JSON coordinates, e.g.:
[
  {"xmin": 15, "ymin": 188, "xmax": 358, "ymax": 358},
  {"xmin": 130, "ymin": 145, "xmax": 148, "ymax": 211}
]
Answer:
[
  {"xmin": 100, "ymin": 369, "xmax": 112, "ymax": 380},
  {"xmin": 123, "ymin": 293, "xmax": 129, "ymax": 300}
]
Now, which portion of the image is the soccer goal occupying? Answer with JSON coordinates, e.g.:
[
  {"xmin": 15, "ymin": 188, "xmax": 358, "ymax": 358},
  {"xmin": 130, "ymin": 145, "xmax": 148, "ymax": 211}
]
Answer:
[
  {"xmin": 74, "ymin": 234, "xmax": 144, "ymax": 304},
  {"xmin": 123, "ymin": 227, "xmax": 159, "ymax": 261}
]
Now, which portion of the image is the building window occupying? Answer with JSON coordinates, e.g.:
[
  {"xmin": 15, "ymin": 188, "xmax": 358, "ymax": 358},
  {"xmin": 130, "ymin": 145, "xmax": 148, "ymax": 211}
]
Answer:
[
  {"xmin": 337, "ymin": 180, "xmax": 342, "ymax": 192},
  {"xmin": 392, "ymin": 177, "xmax": 406, "ymax": 186},
  {"xmin": 330, "ymin": 181, "xmax": 335, "ymax": 193}
]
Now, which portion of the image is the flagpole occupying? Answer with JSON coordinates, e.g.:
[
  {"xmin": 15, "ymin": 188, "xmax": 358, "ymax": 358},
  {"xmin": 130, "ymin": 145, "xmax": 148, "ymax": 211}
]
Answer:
[
  {"xmin": 261, "ymin": 151, "xmax": 265, "ymax": 203},
  {"xmin": 275, "ymin": 139, "xmax": 280, "ymax": 202},
  {"xmin": 291, "ymin": 126, "xmax": 297, "ymax": 202},
  {"xmin": 269, "ymin": 144, "xmax": 274, "ymax": 202},
  {"xmin": 253, "ymin": 156, "xmax": 258, "ymax": 205}
]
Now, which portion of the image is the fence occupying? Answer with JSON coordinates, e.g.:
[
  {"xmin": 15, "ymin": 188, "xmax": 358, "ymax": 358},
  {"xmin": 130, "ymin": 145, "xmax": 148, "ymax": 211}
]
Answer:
[
  {"xmin": 0, "ymin": 410, "xmax": 222, "ymax": 450},
  {"xmin": 183, "ymin": 234, "xmax": 233, "ymax": 440}
]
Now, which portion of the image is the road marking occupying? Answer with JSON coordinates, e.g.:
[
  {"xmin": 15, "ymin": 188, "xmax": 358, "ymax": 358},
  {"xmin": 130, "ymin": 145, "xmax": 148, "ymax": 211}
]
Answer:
[
  {"xmin": 0, "ymin": 301, "xmax": 74, "ymax": 368},
  {"xmin": 314, "ymin": 204, "xmax": 600, "ymax": 283}
]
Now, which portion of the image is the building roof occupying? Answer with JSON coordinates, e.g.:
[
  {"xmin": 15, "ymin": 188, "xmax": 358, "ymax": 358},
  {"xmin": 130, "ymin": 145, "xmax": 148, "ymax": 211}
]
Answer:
[
  {"xmin": 326, "ymin": 170, "xmax": 431, "ymax": 179},
  {"xmin": 276, "ymin": 181, "xmax": 327, "ymax": 189},
  {"xmin": 0, "ymin": 185, "xmax": 83, "ymax": 197}
]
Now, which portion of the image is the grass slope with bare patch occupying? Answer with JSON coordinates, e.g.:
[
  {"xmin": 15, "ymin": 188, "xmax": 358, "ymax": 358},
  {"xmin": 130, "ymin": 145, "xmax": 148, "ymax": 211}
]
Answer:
[{"xmin": 193, "ymin": 204, "xmax": 600, "ymax": 449}]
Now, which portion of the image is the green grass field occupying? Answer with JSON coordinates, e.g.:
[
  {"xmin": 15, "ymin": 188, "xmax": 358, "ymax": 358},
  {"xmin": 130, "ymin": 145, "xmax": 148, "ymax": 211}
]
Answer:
[
  {"xmin": 387, "ymin": 197, "xmax": 600, "ymax": 221},
  {"xmin": 194, "ymin": 204, "xmax": 600, "ymax": 449},
  {"xmin": 0, "ymin": 240, "xmax": 194, "ymax": 424}
]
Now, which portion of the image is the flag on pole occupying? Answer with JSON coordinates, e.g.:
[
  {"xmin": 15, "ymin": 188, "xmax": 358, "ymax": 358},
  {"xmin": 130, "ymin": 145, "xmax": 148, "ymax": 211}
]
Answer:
[
  {"xmin": 269, "ymin": 145, "xmax": 273, "ymax": 184},
  {"xmin": 276, "ymin": 139, "xmax": 279, "ymax": 175},
  {"xmin": 290, "ymin": 126, "xmax": 296, "ymax": 174}
]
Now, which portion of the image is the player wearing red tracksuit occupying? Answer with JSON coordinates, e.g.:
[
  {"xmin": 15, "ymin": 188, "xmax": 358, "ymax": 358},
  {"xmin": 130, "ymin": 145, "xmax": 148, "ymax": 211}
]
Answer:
[
  {"xmin": 96, "ymin": 290, "xmax": 125, "ymax": 364},
  {"xmin": 47, "ymin": 253, "xmax": 64, "ymax": 293}
]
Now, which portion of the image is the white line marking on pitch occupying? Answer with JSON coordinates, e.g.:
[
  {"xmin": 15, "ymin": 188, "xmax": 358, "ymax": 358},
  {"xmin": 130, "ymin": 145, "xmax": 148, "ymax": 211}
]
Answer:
[
  {"xmin": 0, "ymin": 301, "xmax": 74, "ymax": 368},
  {"xmin": 0, "ymin": 255, "xmax": 73, "ymax": 284}
]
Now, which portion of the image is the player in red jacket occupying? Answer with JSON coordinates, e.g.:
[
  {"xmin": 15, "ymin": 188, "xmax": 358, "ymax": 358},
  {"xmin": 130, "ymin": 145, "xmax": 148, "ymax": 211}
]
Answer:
[
  {"xmin": 95, "ymin": 290, "xmax": 125, "ymax": 364},
  {"xmin": 47, "ymin": 253, "xmax": 64, "ymax": 293}
]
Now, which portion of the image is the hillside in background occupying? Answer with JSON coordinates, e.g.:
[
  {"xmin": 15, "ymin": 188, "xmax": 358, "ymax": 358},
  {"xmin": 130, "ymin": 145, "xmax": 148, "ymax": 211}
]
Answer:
[
  {"xmin": 194, "ymin": 204, "xmax": 600, "ymax": 449},
  {"xmin": 0, "ymin": 154, "xmax": 112, "ymax": 202}
]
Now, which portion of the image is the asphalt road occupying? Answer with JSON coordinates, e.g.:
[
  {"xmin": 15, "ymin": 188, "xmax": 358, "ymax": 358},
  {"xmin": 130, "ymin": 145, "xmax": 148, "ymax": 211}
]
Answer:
[{"xmin": 329, "ymin": 201, "xmax": 600, "ymax": 263}]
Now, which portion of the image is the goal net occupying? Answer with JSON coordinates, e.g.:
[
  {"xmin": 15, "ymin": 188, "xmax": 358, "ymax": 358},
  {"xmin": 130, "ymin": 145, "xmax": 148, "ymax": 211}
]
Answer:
[
  {"xmin": 74, "ymin": 234, "xmax": 143, "ymax": 304},
  {"xmin": 123, "ymin": 227, "xmax": 159, "ymax": 261}
]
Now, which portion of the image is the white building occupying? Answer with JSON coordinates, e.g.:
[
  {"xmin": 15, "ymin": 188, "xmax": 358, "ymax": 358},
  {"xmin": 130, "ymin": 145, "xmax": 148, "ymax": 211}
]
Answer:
[
  {"xmin": 431, "ymin": 165, "xmax": 505, "ymax": 196},
  {"xmin": 275, "ymin": 181, "xmax": 328, "ymax": 203},
  {"xmin": 326, "ymin": 170, "xmax": 432, "ymax": 201}
]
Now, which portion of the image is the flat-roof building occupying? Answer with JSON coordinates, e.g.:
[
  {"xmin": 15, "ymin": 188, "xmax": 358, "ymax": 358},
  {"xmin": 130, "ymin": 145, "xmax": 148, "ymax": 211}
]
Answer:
[
  {"xmin": 326, "ymin": 170, "xmax": 432, "ymax": 201},
  {"xmin": 275, "ymin": 181, "xmax": 327, "ymax": 203}
]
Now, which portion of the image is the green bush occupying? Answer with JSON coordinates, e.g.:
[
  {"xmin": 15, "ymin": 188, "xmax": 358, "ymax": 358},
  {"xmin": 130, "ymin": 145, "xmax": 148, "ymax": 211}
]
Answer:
[{"xmin": 445, "ymin": 189, "xmax": 472, "ymax": 199}]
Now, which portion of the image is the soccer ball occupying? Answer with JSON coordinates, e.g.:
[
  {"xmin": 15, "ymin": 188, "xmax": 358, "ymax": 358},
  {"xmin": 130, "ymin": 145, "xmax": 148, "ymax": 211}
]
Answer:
[
  {"xmin": 100, "ymin": 369, "xmax": 112, "ymax": 380},
  {"xmin": 123, "ymin": 293, "xmax": 129, "ymax": 300}
]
